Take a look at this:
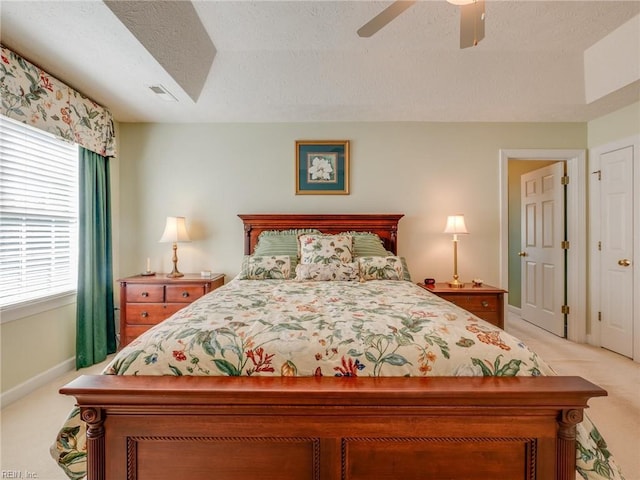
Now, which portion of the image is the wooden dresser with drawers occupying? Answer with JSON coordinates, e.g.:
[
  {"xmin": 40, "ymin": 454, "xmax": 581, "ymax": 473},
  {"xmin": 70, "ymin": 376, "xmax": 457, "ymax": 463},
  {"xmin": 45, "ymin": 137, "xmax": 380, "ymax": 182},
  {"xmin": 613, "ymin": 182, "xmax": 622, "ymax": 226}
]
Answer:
[
  {"xmin": 118, "ymin": 273, "xmax": 224, "ymax": 348},
  {"xmin": 417, "ymin": 282, "xmax": 507, "ymax": 329}
]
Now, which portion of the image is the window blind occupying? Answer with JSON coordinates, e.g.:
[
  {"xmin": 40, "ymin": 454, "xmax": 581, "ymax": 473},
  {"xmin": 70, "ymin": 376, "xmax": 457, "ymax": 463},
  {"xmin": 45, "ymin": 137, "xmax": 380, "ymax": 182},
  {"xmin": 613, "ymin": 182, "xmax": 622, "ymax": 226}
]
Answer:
[{"xmin": 0, "ymin": 115, "xmax": 78, "ymax": 308}]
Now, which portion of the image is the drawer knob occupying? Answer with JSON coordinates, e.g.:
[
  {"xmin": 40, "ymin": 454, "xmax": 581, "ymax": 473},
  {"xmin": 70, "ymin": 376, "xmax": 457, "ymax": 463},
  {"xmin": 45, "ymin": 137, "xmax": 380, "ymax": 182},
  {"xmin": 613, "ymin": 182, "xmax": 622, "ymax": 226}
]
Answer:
[
  {"xmin": 141, "ymin": 311, "xmax": 149, "ymax": 318},
  {"xmin": 182, "ymin": 291, "xmax": 190, "ymax": 298},
  {"xmin": 481, "ymin": 301, "xmax": 489, "ymax": 308},
  {"xmin": 141, "ymin": 291, "xmax": 149, "ymax": 297}
]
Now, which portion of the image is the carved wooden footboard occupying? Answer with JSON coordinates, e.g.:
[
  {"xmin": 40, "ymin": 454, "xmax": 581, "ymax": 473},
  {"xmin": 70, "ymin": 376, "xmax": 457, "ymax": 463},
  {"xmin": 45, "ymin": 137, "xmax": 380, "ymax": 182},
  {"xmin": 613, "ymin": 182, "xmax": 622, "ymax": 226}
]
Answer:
[{"xmin": 61, "ymin": 375, "xmax": 605, "ymax": 480}]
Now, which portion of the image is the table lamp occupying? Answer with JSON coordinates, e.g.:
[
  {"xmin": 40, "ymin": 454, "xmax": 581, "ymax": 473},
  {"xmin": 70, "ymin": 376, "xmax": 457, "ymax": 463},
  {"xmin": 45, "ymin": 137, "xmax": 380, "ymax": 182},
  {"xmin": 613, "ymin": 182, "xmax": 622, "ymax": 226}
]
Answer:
[
  {"xmin": 159, "ymin": 216, "xmax": 191, "ymax": 278},
  {"xmin": 444, "ymin": 214, "xmax": 468, "ymax": 288}
]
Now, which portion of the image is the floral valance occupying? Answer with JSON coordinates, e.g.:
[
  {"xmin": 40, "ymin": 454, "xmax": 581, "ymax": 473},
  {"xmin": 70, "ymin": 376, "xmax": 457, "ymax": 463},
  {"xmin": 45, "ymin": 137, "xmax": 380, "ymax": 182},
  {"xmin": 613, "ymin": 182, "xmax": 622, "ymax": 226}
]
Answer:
[{"xmin": 1, "ymin": 45, "xmax": 116, "ymax": 157}]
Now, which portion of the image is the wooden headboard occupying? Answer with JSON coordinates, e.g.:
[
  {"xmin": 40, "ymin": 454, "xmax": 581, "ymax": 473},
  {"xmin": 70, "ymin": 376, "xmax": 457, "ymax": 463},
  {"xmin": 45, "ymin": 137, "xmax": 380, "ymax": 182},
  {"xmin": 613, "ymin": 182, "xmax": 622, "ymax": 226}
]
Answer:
[{"xmin": 238, "ymin": 214, "xmax": 404, "ymax": 255}]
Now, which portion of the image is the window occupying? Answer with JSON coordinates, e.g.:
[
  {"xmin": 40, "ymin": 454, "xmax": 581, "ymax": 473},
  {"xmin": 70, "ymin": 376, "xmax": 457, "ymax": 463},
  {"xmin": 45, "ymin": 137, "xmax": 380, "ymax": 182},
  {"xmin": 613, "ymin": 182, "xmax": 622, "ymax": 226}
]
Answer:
[{"xmin": 0, "ymin": 115, "xmax": 79, "ymax": 309}]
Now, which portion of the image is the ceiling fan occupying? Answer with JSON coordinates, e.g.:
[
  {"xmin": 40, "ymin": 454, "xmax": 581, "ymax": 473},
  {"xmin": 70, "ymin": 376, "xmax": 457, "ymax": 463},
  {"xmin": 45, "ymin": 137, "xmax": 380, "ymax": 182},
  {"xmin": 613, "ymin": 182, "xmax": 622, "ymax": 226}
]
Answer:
[{"xmin": 357, "ymin": 0, "xmax": 485, "ymax": 49}]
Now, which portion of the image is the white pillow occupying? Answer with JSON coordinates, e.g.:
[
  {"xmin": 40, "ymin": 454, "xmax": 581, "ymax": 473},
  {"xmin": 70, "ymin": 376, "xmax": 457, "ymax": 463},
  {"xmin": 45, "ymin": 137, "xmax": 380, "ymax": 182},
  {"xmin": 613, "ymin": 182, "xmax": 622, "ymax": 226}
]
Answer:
[
  {"xmin": 295, "ymin": 262, "xmax": 359, "ymax": 281},
  {"xmin": 358, "ymin": 256, "xmax": 404, "ymax": 281},
  {"xmin": 238, "ymin": 255, "xmax": 291, "ymax": 280},
  {"xmin": 298, "ymin": 234, "xmax": 353, "ymax": 265}
]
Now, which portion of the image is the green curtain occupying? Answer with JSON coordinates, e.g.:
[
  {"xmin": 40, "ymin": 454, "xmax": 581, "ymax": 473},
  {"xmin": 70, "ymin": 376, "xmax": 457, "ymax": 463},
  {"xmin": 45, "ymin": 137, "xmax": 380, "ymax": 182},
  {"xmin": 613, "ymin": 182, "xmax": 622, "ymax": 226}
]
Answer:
[{"xmin": 76, "ymin": 147, "xmax": 116, "ymax": 368}]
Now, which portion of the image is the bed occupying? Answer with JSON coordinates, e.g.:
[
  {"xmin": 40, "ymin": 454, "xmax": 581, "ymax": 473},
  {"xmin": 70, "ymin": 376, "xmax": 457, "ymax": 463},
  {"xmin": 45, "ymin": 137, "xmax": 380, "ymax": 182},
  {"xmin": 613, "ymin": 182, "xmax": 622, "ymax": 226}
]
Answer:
[{"xmin": 54, "ymin": 214, "xmax": 622, "ymax": 480}]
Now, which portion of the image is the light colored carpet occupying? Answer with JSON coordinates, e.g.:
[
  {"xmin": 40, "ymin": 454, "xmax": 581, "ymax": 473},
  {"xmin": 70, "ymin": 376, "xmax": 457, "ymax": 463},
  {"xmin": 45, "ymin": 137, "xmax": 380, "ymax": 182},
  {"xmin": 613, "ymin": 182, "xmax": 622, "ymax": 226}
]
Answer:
[
  {"xmin": 506, "ymin": 314, "xmax": 640, "ymax": 480},
  {"xmin": 1, "ymin": 359, "xmax": 108, "ymax": 480},
  {"xmin": 1, "ymin": 314, "xmax": 638, "ymax": 480}
]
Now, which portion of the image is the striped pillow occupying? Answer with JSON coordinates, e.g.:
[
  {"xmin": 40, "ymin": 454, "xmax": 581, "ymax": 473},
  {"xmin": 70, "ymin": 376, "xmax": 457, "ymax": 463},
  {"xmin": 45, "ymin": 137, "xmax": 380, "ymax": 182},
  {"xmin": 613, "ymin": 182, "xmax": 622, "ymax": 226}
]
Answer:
[
  {"xmin": 341, "ymin": 232, "xmax": 389, "ymax": 257},
  {"xmin": 253, "ymin": 229, "xmax": 319, "ymax": 257}
]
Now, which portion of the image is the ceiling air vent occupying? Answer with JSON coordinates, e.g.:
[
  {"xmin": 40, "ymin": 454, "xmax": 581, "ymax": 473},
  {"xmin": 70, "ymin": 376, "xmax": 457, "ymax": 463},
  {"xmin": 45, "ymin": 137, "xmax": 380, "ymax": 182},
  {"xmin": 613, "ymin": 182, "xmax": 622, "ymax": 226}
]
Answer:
[{"xmin": 148, "ymin": 85, "xmax": 178, "ymax": 102}]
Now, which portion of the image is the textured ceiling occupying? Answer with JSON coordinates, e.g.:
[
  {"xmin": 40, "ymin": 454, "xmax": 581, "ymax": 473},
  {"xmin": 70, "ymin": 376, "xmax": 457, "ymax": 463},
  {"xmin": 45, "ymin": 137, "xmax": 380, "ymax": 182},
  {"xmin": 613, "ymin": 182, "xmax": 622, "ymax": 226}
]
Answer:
[
  {"xmin": 1, "ymin": 0, "xmax": 639, "ymax": 123},
  {"xmin": 103, "ymin": 0, "xmax": 216, "ymax": 102}
]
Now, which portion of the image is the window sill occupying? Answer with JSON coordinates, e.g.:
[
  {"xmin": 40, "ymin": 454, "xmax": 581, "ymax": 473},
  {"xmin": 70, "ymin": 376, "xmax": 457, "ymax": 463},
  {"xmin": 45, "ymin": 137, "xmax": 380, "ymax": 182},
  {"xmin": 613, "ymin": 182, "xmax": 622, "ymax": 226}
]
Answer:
[{"xmin": 0, "ymin": 292, "xmax": 77, "ymax": 324}]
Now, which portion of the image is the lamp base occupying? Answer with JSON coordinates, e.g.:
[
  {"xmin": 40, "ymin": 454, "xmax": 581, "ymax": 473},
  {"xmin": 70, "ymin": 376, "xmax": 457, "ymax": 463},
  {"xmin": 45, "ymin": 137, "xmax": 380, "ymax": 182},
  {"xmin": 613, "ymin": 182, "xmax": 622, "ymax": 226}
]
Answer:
[
  {"xmin": 448, "ymin": 279, "xmax": 465, "ymax": 288},
  {"xmin": 166, "ymin": 242, "xmax": 184, "ymax": 278},
  {"xmin": 166, "ymin": 271, "xmax": 184, "ymax": 278}
]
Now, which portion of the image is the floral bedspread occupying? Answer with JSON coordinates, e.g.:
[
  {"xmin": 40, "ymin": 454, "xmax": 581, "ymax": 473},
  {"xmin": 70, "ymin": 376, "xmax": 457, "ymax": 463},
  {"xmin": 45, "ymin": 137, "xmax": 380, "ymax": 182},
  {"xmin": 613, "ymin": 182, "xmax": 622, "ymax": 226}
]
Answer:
[{"xmin": 53, "ymin": 279, "xmax": 624, "ymax": 480}]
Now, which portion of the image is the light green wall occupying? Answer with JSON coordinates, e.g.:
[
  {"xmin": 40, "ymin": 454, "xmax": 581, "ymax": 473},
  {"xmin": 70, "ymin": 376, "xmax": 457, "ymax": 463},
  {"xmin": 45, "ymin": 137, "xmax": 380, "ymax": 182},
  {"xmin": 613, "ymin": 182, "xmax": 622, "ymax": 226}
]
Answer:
[
  {"xmin": 5, "ymin": 108, "xmax": 639, "ymax": 397},
  {"xmin": 1, "ymin": 303, "xmax": 76, "ymax": 392},
  {"xmin": 117, "ymin": 122, "xmax": 586, "ymax": 291},
  {"xmin": 588, "ymin": 101, "xmax": 640, "ymax": 147}
]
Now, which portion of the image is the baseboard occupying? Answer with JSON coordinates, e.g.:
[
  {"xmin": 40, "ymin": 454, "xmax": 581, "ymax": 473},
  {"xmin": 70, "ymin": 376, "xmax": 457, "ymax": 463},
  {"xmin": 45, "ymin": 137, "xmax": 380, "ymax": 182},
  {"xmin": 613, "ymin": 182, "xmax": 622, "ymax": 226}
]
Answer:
[
  {"xmin": 1, "ymin": 356, "xmax": 75, "ymax": 408},
  {"xmin": 507, "ymin": 305, "xmax": 522, "ymax": 317}
]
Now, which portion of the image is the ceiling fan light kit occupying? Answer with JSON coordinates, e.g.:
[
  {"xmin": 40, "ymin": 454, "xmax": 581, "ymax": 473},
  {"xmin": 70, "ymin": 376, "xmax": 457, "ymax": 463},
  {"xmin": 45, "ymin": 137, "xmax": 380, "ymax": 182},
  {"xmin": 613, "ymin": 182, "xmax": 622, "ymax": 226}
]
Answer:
[
  {"xmin": 459, "ymin": 0, "xmax": 485, "ymax": 48},
  {"xmin": 358, "ymin": 0, "xmax": 485, "ymax": 49},
  {"xmin": 447, "ymin": 0, "xmax": 476, "ymax": 5}
]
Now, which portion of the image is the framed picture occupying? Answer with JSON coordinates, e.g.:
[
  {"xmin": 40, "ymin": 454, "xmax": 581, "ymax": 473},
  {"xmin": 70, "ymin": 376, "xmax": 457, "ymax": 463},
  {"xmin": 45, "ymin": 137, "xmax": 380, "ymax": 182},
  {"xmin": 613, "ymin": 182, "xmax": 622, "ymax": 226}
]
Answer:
[{"xmin": 295, "ymin": 140, "xmax": 350, "ymax": 195}]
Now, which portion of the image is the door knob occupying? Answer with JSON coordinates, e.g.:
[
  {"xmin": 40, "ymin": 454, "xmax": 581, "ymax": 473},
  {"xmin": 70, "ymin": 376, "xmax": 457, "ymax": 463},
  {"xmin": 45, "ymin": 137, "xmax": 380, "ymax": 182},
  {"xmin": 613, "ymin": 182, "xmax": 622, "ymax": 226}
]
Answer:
[
  {"xmin": 518, "ymin": 251, "xmax": 527, "ymax": 257},
  {"xmin": 618, "ymin": 259, "xmax": 631, "ymax": 267}
]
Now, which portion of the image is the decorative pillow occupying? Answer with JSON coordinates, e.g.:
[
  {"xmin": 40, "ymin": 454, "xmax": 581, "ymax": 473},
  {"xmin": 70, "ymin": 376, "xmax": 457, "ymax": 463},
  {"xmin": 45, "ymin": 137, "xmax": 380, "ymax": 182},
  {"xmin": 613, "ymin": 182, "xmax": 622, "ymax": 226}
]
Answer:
[
  {"xmin": 295, "ymin": 262, "xmax": 359, "ymax": 281},
  {"xmin": 358, "ymin": 256, "xmax": 404, "ymax": 281},
  {"xmin": 383, "ymin": 251, "xmax": 412, "ymax": 282},
  {"xmin": 341, "ymin": 231, "xmax": 389, "ymax": 257},
  {"xmin": 298, "ymin": 234, "xmax": 353, "ymax": 265},
  {"xmin": 238, "ymin": 255, "xmax": 291, "ymax": 280},
  {"xmin": 253, "ymin": 229, "xmax": 320, "ymax": 257},
  {"xmin": 399, "ymin": 256, "xmax": 412, "ymax": 282}
]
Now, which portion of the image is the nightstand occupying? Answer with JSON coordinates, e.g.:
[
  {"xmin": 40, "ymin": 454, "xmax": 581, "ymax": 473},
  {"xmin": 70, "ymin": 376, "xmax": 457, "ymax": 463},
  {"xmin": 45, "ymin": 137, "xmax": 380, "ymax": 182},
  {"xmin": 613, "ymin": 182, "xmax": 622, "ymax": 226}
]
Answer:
[
  {"xmin": 417, "ymin": 282, "xmax": 507, "ymax": 329},
  {"xmin": 118, "ymin": 273, "xmax": 224, "ymax": 348}
]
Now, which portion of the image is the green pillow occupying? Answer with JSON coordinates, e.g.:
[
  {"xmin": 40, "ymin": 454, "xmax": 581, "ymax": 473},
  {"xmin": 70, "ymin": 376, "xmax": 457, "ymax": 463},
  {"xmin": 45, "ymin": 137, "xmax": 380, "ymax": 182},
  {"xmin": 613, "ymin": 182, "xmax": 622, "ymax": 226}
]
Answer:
[
  {"xmin": 400, "ymin": 256, "xmax": 412, "ymax": 282},
  {"xmin": 340, "ymin": 232, "xmax": 388, "ymax": 257},
  {"xmin": 253, "ymin": 229, "xmax": 319, "ymax": 257}
]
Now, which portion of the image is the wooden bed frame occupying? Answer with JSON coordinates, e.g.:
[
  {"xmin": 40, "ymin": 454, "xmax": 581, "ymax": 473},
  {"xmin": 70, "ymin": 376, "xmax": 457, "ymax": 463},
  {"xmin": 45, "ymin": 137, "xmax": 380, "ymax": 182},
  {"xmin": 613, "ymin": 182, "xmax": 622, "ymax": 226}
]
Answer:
[
  {"xmin": 238, "ymin": 213, "xmax": 403, "ymax": 255},
  {"xmin": 61, "ymin": 214, "xmax": 607, "ymax": 480}
]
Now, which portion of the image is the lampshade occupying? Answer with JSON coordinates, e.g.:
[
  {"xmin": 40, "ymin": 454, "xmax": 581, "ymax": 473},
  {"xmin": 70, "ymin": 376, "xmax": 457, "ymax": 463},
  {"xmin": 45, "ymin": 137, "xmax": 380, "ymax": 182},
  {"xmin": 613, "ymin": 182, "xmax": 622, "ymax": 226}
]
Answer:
[
  {"xmin": 159, "ymin": 216, "xmax": 191, "ymax": 243},
  {"xmin": 447, "ymin": 0, "xmax": 475, "ymax": 5},
  {"xmin": 443, "ymin": 215, "xmax": 469, "ymax": 235}
]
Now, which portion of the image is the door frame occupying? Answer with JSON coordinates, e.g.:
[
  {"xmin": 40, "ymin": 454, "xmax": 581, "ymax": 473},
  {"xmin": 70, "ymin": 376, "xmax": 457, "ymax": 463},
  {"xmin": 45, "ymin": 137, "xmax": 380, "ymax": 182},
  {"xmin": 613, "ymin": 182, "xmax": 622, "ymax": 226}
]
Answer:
[
  {"xmin": 499, "ymin": 149, "xmax": 587, "ymax": 343},
  {"xmin": 589, "ymin": 135, "xmax": 640, "ymax": 361}
]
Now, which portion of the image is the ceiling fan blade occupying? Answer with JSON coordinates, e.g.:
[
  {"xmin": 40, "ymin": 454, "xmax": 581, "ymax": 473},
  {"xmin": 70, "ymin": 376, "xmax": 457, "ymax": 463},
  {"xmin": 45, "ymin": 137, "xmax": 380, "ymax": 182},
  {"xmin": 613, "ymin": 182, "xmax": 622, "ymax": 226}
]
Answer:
[
  {"xmin": 357, "ymin": 1, "xmax": 417, "ymax": 38},
  {"xmin": 460, "ymin": 0, "xmax": 485, "ymax": 49}
]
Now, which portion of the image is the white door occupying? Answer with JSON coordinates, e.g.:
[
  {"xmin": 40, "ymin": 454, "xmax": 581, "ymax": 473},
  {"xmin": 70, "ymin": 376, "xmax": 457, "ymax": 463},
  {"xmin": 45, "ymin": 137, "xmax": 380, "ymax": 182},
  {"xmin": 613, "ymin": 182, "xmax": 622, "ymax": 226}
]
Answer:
[
  {"xmin": 520, "ymin": 162, "xmax": 565, "ymax": 337},
  {"xmin": 599, "ymin": 146, "xmax": 634, "ymax": 357}
]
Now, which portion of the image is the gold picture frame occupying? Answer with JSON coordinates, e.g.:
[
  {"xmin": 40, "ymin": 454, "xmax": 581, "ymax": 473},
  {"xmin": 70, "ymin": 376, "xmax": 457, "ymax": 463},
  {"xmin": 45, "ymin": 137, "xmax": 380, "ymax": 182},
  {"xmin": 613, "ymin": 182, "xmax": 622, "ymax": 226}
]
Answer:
[{"xmin": 295, "ymin": 140, "xmax": 350, "ymax": 195}]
